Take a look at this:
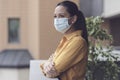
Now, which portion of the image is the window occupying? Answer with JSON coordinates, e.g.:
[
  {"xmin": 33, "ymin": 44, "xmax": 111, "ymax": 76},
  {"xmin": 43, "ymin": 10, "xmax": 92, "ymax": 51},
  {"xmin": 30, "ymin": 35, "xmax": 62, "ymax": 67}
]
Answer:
[
  {"xmin": 8, "ymin": 18, "xmax": 20, "ymax": 43},
  {"xmin": 110, "ymin": 18, "xmax": 120, "ymax": 46}
]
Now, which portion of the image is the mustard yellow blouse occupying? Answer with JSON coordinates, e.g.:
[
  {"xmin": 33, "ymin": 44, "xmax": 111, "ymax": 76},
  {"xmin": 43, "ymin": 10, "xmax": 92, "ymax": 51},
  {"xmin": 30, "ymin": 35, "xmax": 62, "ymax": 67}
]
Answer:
[{"xmin": 53, "ymin": 30, "xmax": 88, "ymax": 80}]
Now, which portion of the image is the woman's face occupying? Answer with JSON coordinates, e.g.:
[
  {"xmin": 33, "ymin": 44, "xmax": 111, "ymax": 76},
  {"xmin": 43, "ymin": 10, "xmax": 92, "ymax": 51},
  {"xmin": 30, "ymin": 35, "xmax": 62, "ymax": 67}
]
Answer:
[
  {"xmin": 54, "ymin": 5, "xmax": 70, "ymax": 18},
  {"xmin": 54, "ymin": 5, "xmax": 77, "ymax": 33},
  {"xmin": 54, "ymin": 5, "xmax": 77, "ymax": 25}
]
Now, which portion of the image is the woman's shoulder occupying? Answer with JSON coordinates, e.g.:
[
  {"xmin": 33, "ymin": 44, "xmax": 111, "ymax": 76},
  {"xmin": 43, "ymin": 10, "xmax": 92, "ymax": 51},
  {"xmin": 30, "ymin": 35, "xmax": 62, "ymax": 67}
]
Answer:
[
  {"xmin": 71, "ymin": 35, "xmax": 87, "ymax": 46},
  {"xmin": 73, "ymin": 35, "xmax": 86, "ymax": 42}
]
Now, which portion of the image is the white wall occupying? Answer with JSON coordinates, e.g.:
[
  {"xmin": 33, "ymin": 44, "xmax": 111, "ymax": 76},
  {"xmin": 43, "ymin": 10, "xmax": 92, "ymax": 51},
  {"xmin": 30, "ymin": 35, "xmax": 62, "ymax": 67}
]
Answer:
[
  {"xmin": 102, "ymin": 0, "xmax": 120, "ymax": 18},
  {"xmin": 0, "ymin": 68, "xmax": 29, "ymax": 80}
]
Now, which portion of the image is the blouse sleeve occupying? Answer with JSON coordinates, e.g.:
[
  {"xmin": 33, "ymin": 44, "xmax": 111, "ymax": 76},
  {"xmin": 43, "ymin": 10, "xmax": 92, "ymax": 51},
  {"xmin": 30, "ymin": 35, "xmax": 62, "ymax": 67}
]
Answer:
[{"xmin": 53, "ymin": 37, "xmax": 88, "ymax": 73}]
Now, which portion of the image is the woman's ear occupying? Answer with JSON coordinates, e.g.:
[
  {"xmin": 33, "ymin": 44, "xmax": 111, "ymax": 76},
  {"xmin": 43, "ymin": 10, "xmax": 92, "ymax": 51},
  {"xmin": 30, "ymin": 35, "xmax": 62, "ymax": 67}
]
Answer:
[{"xmin": 72, "ymin": 15, "xmax": 77, "ymax": 24}]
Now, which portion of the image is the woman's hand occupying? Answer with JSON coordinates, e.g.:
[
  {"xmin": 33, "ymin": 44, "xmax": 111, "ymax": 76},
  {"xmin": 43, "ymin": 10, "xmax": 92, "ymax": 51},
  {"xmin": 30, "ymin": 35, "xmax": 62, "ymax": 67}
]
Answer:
[{"xmin": 43, "ymin": 61, "xmax": 59, "ymax": 78}]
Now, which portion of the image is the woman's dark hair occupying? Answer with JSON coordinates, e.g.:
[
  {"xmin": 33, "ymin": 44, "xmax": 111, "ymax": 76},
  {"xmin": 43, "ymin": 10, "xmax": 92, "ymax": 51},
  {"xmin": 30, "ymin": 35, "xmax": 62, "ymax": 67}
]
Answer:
[{"xmin": 57, "ymin": 1, "xmax": 88, "ymax": 44}]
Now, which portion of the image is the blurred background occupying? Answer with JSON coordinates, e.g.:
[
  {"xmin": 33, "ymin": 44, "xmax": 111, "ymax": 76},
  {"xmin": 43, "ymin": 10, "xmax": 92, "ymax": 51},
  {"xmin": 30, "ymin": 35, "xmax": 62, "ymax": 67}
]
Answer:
[{"xmin": 0, "ymin": 0, "xmax": 120, "ymax": 80}]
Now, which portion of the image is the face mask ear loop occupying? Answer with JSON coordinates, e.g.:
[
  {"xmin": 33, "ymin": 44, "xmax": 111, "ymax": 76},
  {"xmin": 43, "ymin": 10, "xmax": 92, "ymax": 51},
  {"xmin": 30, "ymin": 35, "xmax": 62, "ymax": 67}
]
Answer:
[{"xmin": 68, "ymin": 16, "xmax": 74, "ymax": 26}]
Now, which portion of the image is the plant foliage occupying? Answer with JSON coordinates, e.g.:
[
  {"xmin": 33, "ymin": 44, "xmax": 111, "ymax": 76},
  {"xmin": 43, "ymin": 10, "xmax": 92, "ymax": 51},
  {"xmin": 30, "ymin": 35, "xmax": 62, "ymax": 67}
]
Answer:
[{"xmin": 86, "ymin": 16, "xmax": 120, "ymax": 80}]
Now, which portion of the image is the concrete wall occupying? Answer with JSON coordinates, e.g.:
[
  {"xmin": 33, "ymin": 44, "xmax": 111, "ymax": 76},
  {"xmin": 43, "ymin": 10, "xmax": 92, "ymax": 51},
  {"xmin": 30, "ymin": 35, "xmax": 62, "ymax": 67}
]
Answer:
[
  {"xmin": 80, "ymin": 0, "xmax": 103, "ymax": 17},
  {"xmin": 0, "ymin": 0, "xmax": 28, "ymax": 50},
  {"xmin": 28, "ymin": 0, "xmax": 40, "ymax": 59}
]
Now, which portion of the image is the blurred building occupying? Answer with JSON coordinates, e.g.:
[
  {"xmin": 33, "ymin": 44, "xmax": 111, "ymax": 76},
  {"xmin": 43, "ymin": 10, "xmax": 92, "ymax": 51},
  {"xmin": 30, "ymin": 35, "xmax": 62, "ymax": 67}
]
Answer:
[{"xmin": 80, "ymin": 0, "xmax": 120, "ymax": 49}]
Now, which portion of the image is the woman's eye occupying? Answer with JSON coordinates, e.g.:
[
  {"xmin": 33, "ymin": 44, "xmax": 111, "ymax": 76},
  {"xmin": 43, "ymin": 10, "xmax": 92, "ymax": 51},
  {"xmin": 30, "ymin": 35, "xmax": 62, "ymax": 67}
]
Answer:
[
  {"xmin": 60, "ymin": 15, "xmax": 65, "ymax": 18},
  {"xmin": 54, "ymin": 15, "xmax": 57, "ymax": 18},
  {"xmin": 54, "ymin": 14, "xmax": 65, "ymax": 18}
]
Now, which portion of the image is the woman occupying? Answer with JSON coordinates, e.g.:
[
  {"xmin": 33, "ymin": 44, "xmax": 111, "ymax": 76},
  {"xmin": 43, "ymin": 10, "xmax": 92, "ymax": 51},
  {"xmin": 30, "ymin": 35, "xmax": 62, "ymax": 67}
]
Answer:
[{"xmin": 40, "ymin": 1, "xmax": 88, "ymax": 80}]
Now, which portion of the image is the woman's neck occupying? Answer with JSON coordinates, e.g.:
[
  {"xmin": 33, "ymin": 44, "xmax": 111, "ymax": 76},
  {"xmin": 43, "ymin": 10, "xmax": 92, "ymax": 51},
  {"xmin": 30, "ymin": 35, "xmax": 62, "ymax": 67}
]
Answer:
[{"xmin": 64, "ymin": 25, "xmax": 76, "ymax": 34}]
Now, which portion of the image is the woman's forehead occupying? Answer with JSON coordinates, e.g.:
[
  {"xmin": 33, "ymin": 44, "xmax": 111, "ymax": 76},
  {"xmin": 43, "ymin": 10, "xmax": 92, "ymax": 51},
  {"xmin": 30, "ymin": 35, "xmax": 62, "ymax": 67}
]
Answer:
[{"xmin": 54, "ymin": 6, "xmax": 68, "ymax": 14}]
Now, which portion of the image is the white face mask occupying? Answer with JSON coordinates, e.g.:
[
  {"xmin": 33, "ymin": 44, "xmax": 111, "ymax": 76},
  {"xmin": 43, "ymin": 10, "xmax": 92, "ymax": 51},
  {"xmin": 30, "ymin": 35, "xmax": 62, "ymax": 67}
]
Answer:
[{"xmin": 54, "ymin": 18, "xmax": 71, "ymax": 33}]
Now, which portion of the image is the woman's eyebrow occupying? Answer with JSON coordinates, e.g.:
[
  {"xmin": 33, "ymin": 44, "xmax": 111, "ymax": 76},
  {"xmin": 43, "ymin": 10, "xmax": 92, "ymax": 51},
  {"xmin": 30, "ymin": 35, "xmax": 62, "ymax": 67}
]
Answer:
[{"xmin": 54, "ymin": 12, "xmax": 66, "ymax": 14}]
